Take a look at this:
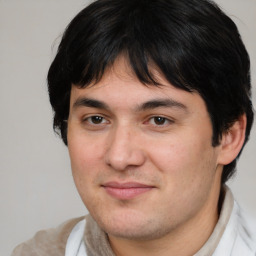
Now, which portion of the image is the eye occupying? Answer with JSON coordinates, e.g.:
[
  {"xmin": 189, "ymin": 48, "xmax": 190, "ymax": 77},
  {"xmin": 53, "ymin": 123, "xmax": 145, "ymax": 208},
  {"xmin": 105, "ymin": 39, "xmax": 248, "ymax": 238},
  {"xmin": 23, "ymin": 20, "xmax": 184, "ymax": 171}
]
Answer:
[
  {"xmin": 84, "ymin": 115, "xmax": 108, "ymax": 125},
  {"xmin": 148, "ymin": 116, "xmax": 173, "ymax": 126}
]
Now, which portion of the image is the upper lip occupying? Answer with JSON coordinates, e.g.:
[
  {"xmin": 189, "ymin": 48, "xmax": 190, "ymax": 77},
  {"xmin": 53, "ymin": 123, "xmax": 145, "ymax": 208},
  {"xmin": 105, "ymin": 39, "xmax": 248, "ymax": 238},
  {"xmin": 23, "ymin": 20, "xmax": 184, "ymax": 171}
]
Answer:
[{"xmin": 102, "ymin": 181, "xmax": 155, "ymax": 189}]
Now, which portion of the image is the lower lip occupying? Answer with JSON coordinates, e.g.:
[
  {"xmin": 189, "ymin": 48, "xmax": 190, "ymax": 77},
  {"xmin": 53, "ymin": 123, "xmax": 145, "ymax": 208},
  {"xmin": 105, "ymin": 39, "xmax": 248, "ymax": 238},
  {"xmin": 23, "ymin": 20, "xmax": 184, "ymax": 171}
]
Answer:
[{"xmin": 103, "ymin": 187, "xmax": 153, "ymax": 200}]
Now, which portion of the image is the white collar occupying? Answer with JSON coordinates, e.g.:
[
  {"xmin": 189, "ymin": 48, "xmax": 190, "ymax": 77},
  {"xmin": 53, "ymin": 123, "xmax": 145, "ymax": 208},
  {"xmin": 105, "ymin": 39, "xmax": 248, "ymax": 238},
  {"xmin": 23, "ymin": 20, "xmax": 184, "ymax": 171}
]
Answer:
[{"xmin": 65, "ymin": 218, "xmax": 87, "ymax": 256}]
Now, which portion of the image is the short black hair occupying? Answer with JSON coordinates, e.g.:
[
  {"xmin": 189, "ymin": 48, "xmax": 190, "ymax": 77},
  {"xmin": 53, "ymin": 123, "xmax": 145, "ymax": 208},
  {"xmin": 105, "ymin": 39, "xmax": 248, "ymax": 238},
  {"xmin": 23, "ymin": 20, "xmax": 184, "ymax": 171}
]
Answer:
[{"xmin": 47, "ymin": 0, "xmax": 254, "ymax": 183}]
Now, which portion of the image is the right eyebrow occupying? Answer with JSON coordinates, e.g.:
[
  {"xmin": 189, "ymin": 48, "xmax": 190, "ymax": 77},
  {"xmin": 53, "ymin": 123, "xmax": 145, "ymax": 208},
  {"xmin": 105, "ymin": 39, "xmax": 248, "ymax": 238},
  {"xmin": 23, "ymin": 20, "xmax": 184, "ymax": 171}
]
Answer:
[
  {"xmin": 72, "ymin": 97, "xmax": 110, "ymax": 111},
  {"xmin": 136, "ymin": 99, "xmax": 188, "ymax": 112}
]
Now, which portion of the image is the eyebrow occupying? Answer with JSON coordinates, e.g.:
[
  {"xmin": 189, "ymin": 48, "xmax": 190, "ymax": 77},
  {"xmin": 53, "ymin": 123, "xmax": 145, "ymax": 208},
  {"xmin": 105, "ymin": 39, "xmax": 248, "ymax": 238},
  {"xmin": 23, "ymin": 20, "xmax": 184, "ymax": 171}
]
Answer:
[
  {"xmin": 73, "ymin": 98, "xmax": 110, "ymax": 110},
  {"xmin": 137, "ymin": 99, "xmax": 187, "ymax": 112},
  {"xmin": 72, "ymin": 97, "xmax": 187, "ymax": 112}
]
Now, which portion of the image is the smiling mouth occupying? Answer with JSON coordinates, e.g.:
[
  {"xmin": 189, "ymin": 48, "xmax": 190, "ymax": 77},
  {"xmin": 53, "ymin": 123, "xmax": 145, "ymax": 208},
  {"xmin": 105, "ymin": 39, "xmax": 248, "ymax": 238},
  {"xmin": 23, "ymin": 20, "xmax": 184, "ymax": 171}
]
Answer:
[{"xmin": 102, "ymin": 182, "xmax": 155, "ymax": 200}]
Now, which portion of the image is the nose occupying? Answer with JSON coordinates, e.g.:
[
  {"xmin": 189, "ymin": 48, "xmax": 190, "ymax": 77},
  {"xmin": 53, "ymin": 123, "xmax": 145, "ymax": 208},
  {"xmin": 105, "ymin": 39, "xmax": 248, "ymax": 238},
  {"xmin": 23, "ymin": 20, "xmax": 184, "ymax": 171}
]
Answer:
[{"xmin": 104, "ymin": 125, "xmax": 146, "ymax": 171}]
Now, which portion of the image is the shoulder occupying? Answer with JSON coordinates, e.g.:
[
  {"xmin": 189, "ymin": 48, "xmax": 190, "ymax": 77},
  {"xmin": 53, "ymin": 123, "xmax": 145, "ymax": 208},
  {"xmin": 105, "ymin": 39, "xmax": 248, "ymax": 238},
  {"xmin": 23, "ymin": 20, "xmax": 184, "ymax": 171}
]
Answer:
[
  {"xmin": 213, "ymin": 187, "xmax": 256, "ymax": 255},
  {"xmin": 234, "ymin": 203, "xmax": 256, "ymax": 254},
  {"xmin": 11, "ymin": 216, "xmax": 85, "ymax": 256}
]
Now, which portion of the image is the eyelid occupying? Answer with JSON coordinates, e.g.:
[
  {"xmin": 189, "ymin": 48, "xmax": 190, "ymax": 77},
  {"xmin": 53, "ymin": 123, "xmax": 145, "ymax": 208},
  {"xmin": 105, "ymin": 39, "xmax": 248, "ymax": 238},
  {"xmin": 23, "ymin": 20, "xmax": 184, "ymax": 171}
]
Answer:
[
  {"xmin": 145, "ymin": 115, "xmax": 175, "ymax": 126},
  {"xmin": 82, "ymin": 114, "xmax": 110, "ymax": 125}
]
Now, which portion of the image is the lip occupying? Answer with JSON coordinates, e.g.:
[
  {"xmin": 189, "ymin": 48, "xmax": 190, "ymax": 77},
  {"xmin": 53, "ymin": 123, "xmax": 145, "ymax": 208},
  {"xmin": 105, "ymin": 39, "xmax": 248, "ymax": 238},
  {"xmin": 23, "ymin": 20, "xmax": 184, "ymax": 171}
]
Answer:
[{"xmin": 102, "ymin": 182, "xmax": 155, "ymax": 200}]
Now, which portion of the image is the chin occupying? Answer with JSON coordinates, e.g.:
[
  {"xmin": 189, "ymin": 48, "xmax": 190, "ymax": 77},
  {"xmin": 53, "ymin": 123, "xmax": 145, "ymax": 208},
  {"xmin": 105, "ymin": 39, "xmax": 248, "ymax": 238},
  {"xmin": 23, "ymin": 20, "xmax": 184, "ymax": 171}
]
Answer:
[
  {"xmin": 95, "ymin": 210, "xmax": 169, "ymax": 241},
  {"xmin": 106, "ymin": 223, "xmax": 171, "ymax": 241}
]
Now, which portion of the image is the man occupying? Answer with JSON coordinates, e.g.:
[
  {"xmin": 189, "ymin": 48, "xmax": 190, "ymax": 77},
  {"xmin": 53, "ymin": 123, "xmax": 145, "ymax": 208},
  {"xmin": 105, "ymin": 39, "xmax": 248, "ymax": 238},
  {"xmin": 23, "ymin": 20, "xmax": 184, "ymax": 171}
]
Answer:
[{"xmin": 12, "ymin": 0, "xmax": 255, "ymax": 255}]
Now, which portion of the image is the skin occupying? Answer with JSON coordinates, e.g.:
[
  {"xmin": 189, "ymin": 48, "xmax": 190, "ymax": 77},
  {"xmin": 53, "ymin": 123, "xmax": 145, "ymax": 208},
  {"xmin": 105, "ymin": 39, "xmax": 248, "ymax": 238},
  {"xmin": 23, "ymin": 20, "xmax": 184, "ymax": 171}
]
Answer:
[{"xmin": 67, "ymin": 57, "xmax": 244, "ymax": 255}]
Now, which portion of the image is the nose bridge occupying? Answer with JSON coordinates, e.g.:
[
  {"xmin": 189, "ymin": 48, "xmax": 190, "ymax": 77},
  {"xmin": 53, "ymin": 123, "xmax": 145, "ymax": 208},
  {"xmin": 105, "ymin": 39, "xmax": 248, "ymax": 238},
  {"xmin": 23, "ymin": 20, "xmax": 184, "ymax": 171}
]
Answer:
[{"xmin": 105, "ymin": 123, "xmax": 145, "ymax": 171}]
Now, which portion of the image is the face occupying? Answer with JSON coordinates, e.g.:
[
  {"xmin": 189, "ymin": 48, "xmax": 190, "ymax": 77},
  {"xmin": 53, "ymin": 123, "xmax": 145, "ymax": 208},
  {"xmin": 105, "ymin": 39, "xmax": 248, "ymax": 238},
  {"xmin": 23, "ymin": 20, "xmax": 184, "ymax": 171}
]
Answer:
[{"xmin": 67, "ymin": 58, "xmax": 223, "ymax": 242}]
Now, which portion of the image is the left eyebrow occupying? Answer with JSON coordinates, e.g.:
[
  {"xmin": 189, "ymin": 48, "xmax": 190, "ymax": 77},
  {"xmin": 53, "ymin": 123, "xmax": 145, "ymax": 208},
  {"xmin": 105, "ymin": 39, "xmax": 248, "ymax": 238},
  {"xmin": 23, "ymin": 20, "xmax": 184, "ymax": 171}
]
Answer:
[
  {"xmin": 137, "ymin": 99, "xmax": 188, "ymax": 112},
  {"xmin": 72, "ymin": 98, "xmax": 110, "ymax": 111}
]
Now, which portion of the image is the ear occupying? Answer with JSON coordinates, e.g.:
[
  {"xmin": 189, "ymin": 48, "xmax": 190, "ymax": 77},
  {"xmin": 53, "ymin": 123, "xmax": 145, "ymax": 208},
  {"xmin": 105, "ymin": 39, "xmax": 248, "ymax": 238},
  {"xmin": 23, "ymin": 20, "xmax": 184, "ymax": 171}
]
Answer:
[{"xmin": 217, "ymin": 114, "xmax": 247, "ymax": 165}]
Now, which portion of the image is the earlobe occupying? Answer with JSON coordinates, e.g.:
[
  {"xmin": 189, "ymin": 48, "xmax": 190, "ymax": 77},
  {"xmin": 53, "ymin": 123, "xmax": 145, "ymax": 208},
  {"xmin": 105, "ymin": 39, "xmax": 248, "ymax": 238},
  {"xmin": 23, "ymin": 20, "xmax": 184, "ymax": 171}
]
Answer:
[{"xmin": 217, "ymin": 114, "xmax": 247, "ymax": 165}]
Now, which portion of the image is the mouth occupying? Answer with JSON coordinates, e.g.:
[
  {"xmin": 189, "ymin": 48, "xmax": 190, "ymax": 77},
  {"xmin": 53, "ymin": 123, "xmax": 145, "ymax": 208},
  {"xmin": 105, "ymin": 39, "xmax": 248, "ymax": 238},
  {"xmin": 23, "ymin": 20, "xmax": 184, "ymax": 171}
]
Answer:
[{"xmin": 101, "ymin": 182, "xmax": 155, "ymax": 200}]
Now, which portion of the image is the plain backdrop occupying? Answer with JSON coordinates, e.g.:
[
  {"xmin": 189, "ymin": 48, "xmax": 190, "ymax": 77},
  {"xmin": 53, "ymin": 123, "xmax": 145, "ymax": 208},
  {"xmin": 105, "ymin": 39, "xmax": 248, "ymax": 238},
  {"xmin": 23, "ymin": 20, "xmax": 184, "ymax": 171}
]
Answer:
[{"xmin": 0, "ymin": 0, "xmax": 255, "ymax": 255}]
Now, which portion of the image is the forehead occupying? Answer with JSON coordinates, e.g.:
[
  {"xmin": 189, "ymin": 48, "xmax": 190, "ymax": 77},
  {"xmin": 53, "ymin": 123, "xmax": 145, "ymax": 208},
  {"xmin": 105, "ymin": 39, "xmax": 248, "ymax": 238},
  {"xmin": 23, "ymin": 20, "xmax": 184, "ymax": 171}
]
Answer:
[{"xmin": 70, "ymin": 56, "xmax": 207, "ymax": 115}]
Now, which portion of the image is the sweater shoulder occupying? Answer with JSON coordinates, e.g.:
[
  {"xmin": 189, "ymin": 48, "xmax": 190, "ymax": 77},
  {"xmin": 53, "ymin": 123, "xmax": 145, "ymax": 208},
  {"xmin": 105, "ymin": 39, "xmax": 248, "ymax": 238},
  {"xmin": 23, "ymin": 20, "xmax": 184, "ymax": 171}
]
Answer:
[{"xmin": 11, "ymin": 216, "xmax": 85, "ymax": 256}]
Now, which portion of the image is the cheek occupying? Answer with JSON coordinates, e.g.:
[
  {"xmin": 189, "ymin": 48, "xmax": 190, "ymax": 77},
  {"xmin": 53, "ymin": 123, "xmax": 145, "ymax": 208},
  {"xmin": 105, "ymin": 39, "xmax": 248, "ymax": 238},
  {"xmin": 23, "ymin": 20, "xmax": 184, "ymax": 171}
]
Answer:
[
  {"xmin": 67, "ymin": 136, "xmax": 105, "ymax": 205},
  {"xmin": 149, "ymin": 134, "xmax": 216, "ymax": 184},
  {"xmin": 149, "ymin": 138, "xmax": 195, "ymax": 171},
  {"xmin": 148, "ymin": 138, "xmax": 218, "ymax": 215},
  {"xmin": 67, "ymin": 137, "xmax": 105, "ymax": 197},
  {"xmin": 68, "ymin": 133, "xmax": 105, "ymax": 169}
]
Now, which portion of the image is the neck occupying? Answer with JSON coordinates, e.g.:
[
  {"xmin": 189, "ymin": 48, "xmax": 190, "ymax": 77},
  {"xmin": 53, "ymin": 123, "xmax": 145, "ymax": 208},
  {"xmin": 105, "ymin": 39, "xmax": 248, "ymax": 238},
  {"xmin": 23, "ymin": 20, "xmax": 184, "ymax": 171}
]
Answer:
[{"xmin": 108, "ymin": 175, "xmax": 222, "ymax": 256}]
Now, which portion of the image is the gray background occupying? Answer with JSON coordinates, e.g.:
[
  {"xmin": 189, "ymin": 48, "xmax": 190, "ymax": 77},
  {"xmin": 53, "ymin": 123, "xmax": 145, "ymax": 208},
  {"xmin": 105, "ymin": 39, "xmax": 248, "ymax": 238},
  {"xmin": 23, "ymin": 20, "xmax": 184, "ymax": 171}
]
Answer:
[{"xmin": 0, "ymin": 0, "xmax": 255, "ymax": 255}]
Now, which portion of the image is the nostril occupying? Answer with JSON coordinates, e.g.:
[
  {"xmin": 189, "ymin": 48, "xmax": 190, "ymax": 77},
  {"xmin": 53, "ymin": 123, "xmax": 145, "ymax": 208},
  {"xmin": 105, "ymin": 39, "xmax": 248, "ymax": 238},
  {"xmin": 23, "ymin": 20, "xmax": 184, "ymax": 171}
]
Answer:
[
  {"xmin": 104, "ymin": 127, "xmax": 146, "ymax": 170},
  {"xmin": 105, "ymin": 146, "xmax": 146, "ymax": 171}
]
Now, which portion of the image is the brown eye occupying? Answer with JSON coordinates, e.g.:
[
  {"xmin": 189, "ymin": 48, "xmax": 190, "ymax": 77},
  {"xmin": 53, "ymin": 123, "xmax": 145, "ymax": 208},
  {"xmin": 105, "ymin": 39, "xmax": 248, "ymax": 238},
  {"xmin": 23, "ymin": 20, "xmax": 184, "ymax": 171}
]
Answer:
[
  {"xmin": 85, "ymin": 116, "xmax": 107, "ymax": 125},
  {"xmin": 90, "ymin": 116, "xmax": 104, "ymax": 124},
  {"xmin": 147, "ymin": 116, "xmax": 174, "ymax": 127},
  {"xmin": 153, "ymin": 117, "xmax": 166, "ymax": 125}
]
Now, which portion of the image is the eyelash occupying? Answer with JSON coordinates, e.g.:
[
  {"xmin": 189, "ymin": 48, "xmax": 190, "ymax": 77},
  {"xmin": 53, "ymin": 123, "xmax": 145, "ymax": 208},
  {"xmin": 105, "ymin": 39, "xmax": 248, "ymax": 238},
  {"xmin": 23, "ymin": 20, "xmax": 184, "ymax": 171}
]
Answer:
[
  {"xmin": 82, "ymin": 115, "xmax": 174, "ymax": 128},
  {"xmin": 83, "ymin": 115, "xmax": 109, "ymax": 125},
  {"xmin": 146, "ymin": 116, "xmax": 174, "ymax": 126}
]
